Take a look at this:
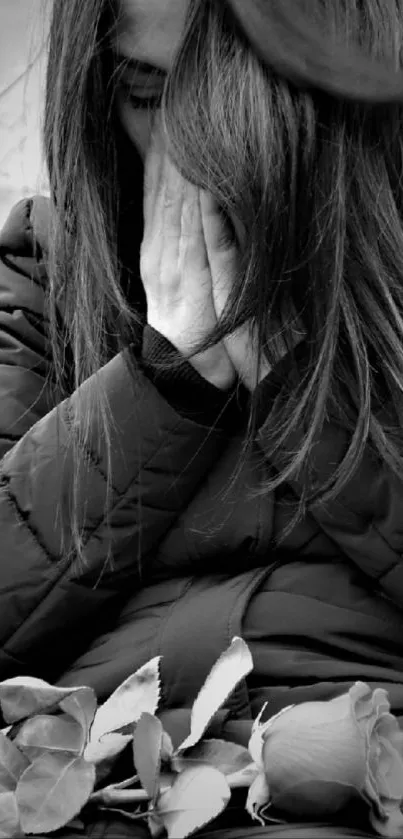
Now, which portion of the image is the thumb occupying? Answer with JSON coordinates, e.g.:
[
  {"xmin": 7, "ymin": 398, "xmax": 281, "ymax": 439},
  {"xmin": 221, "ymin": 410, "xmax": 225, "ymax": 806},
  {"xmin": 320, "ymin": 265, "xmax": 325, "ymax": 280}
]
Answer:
[
  {"xmin": 200, "ymin": 189, "xmax": 239, "ymax": 322},
  {"xmin": 200, "ymin": 190, "xmax": 238, "ymax": 255}
]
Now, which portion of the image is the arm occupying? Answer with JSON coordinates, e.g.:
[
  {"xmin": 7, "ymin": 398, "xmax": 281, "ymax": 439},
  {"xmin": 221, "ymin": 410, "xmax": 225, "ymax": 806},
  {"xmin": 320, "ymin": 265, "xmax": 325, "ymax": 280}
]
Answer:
[
  {"xmin": 0, "ymin": 198, "xmax": 235, "ymax": 682},
  {"xmin": 0, "ymin": 197, "xmax": 56, "ymax": 457},
  {"xmin": 254, "ymin": 363, "xmax": 403, "ymax": 610}
]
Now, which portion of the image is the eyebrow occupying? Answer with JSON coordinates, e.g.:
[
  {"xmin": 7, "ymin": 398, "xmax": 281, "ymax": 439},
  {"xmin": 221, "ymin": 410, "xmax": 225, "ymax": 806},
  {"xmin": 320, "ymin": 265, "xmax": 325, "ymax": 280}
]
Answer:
[{"xmin": 116, "ymin": 56, "xmax": 167, "ymax": 77}]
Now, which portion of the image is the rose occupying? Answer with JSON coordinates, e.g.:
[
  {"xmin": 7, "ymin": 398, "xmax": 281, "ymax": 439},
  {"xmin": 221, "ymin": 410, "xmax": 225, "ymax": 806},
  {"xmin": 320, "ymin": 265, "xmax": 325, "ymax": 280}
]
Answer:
[{"xmin": 246, "ymin": 682, "xmax": 403, "ymax": 836}]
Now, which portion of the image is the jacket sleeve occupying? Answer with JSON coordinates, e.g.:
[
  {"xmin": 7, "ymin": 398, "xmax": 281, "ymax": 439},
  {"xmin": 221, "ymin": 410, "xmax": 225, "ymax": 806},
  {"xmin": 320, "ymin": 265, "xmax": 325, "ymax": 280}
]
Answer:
[
  {"xmin": 0, "ymin": 198, "xmax": 234, "ymax": 682},
  {"xmin": 254, "ymin": 366, "xmax": 403, "ymax": 613}
]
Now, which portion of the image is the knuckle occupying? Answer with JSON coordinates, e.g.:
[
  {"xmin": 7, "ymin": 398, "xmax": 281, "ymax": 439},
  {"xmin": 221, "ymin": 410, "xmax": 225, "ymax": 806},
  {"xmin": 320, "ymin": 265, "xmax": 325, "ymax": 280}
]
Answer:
[{"xmin": 163, "ymin": 192, "xmax": 178, "ymax": 210}]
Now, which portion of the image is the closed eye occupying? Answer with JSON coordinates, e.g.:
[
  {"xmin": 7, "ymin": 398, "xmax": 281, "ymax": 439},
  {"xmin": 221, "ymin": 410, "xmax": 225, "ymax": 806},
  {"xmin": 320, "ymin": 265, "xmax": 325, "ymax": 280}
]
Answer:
[
  {"xmin": 124, "ymin": 91, "xmax": 163, "ymax": 110},
  {"xmin": 116, "ymin": 56, "xmax": 167, "ymax": 109}
]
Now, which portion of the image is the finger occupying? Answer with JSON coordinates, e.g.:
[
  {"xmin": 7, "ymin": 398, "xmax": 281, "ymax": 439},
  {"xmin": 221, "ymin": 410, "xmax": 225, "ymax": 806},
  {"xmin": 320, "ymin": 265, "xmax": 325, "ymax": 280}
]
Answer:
[
  {"xmin": 199, "ymin": 192, "xmax": 236, "ymax": 317},
  {"xmin": 200, "ymin": 190, "xmax": 237, "ymax": 256},
  {"xmin": 143, "ymin": 120, "xmax": 165, "ymax": 225},
  {"xmin": 181, "ymin": 181, "xmax": 203, "ymax": 237},
  {"xmin": 200, "ymin": 189, "xmax": 239, "ymax": 314},
  {"xmin": 151, "ymin": 154, "xmax": 189, "ymax": 275},
  {"xmin": 160, "ymin": 152, "xmax": 186, "ymax": 235},
  {"xmin": 180, "ymin": 184, "xmax": 208, "ymax": 270}
]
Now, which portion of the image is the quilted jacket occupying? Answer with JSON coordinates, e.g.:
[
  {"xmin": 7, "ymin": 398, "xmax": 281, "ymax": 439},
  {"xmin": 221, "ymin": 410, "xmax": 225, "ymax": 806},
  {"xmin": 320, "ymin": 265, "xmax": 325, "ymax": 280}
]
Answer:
[{"xmin": 1, "ymin": 196, "xmax": 403, "ymax": 738}]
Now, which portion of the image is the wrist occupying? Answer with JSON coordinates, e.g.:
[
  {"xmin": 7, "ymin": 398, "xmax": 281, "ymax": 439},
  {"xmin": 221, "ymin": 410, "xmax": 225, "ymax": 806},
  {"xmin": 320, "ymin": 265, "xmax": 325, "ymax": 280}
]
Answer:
[
  {"xmin": 146, "ymin": 320, "xmax": 235, "ymax": 391},
  {"xmin": 189, "ymin": 351, "xmax": 236, "ymax": 391}
]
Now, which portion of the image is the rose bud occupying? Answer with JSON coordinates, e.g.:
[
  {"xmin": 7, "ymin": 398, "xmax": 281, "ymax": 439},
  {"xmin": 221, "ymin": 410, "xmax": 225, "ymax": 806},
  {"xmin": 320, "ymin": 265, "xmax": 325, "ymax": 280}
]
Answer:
[{"xmin": 246, "ymin": 682, "xmax": 403, "ymax": 836}]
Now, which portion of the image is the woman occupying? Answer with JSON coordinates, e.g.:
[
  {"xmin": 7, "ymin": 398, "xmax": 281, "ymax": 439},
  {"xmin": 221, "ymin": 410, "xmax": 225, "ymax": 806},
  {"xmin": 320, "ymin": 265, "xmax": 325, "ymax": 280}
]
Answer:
[{"xmin": 1, "ymin": 0, "xmax": 403, "ymax": 836}]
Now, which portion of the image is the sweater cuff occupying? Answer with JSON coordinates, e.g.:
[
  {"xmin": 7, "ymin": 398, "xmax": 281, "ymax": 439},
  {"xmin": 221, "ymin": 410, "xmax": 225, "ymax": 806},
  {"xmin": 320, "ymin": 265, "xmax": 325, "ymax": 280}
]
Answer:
[{"xmin": 137, "ymin": 325, "xmax": 247, "ymax": 432}]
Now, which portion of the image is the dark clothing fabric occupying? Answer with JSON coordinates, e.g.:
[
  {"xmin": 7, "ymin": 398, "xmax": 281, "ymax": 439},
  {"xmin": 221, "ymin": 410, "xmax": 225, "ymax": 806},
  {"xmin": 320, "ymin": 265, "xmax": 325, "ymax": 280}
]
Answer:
[
  {"xmin": 1, "ymin": 197, "xmax": 403, "ymax": 836},
  {"xmin": 1, "ymin": 196, "xmax": 403, "ymax": 709},
  {"xmin": 140, "ymin": 324, "xmax": 249, "ymax": 431},
  {"xmin": 32, "ymin": 816, "xmax": 373, "ymax": 839}
]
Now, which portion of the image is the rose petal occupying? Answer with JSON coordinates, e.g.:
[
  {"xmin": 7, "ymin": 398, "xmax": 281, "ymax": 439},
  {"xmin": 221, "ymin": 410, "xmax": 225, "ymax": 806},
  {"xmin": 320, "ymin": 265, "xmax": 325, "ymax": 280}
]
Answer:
[
  {"xmin": 350, "ymin": 683, "xmax": 390, "ymax": 725},
  {"xmin": 373, "ymin": 736, "xmax": 403, "ymax": 800},
  {"xmin": 353, "ymin": 690, "xmax": 403, "ymax": 812},
  {"xmin": 369, "ymin": 798, "xmax": 403, "ymax": 838},
  {"xmin": 348, "ymin": 683, "xmax": 403, "ymax": 814},
  {"xmin": 350, "ymin": 684, "xmax": 391, "ymax": 752},
  {"xmin": 376, "ymin": 714, "xmax": 403, "ymax": 754},
  {"xmin": 248, "ymin": 704, "xmax": 294, "ymax": 769},
  {"xmin": 364, "ymin": 758, "xmax": 381, "ymax": 805},
  {"xmin": 252, "ymin": 684, "xmax": 403, "ymax": 834},
  {"xmin": 272, "ymin": 778, "xmax": 361, "ymax": 819},
  {"xmin": 262, "ymin": 696, "xmax": 367, "ymax": 797}
]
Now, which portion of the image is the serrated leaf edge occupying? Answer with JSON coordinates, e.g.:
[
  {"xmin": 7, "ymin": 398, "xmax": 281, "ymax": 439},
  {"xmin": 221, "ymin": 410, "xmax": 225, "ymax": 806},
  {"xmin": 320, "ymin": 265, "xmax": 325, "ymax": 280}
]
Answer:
[{"xmin": 178, "ymin": 638, "xmax": 253, "ymax": 752}]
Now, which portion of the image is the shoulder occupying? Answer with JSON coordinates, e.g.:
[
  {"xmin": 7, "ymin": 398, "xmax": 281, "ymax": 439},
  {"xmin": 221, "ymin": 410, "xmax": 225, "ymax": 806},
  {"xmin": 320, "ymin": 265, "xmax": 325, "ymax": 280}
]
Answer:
[
  {"xmin": 0, "ymin": 196, "xmax": 52, "ymax": 319},
  {"xmin": 0, "ymin": 195, "xmax": 51, "ymax": 260}
]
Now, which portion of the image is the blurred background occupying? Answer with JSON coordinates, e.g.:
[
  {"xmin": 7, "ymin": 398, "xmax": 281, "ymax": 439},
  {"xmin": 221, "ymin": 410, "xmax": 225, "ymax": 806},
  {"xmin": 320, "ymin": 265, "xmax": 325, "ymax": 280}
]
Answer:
[{"xmin": 0, "ymin": 0, "xmax": 50, "ymax": 228}]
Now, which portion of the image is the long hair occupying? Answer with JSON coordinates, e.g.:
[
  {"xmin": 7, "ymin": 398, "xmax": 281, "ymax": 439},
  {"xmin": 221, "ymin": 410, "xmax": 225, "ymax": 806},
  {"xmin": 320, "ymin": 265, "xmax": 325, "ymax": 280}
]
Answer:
[
  {"xmin": 44, "ymin": 0, "xmax": 403, "ymax": 562},
  {"xmin": 44, "ymin": 0, "xmax": 144, "ymax": 561}
]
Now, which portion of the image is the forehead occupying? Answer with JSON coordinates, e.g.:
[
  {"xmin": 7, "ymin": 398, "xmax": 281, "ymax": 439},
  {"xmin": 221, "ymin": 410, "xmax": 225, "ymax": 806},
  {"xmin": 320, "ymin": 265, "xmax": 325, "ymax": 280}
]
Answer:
[{"xmin": 116, "ymin": 0, "xmax": 190, "ymax": 70}]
